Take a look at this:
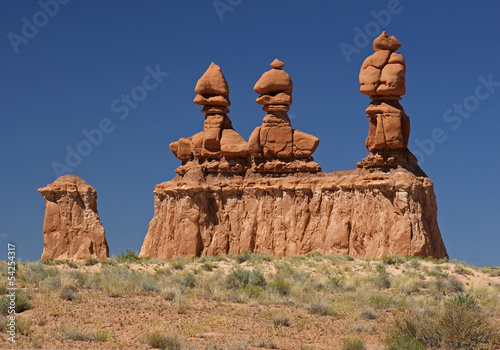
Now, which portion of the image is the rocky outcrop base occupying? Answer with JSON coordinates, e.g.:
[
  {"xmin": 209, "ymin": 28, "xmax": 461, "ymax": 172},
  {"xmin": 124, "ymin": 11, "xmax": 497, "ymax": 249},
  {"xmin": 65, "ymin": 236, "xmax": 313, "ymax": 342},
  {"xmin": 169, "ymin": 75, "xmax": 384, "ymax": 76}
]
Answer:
[{"xmin": 140, "ymin": 167, "xmax": 447, "ymax": 259}]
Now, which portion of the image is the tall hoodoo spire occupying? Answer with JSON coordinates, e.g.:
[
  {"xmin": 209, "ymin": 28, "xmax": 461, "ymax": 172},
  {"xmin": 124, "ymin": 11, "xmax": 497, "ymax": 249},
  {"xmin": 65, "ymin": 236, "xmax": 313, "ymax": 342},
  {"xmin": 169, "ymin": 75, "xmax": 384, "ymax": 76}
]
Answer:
[
  {"xmin": 169, "ymin": 62, "xmax": 249, "ymax": 174},
  {"xmin": 249, "ymin": 59, "xmax": 320, "ymax": 173},
  {"xmin": 357, "ymin": 32, "xmax": 423, "ymax": 175}
]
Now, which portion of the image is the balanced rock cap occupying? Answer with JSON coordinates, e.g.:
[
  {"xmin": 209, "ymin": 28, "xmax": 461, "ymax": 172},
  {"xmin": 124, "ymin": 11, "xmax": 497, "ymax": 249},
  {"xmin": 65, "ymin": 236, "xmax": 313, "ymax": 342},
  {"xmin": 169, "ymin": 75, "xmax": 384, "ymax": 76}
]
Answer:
[
  {"xmin": 373, "ymin": 31, "xmax": 401, "ymax": 51},
  {"xmin": 194, "ymin": 62, "xmax": 230, "ymax": 97},
  {"xmin": 53, "ymin": 174, "xmax": 88, "ymax": 184},
  {"xmin": 254, "ymin": 58, "xmax": 293, "ymax": 95}
]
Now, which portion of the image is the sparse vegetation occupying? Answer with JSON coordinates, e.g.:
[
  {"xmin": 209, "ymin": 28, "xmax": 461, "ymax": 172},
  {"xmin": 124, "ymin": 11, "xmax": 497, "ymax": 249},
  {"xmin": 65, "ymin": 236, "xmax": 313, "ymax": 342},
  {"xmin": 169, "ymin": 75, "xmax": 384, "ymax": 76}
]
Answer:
[
  {"xmin": 84, "ymin": 257, "xmax": 99, "ymax": 266},
  {"xmin": 144, "ymin": 331, "xmax": 182, "ymax": 349},
  {"xmin": 342, "ymin": 337, "xmax": 366, "ymax": 350},
  {"xmin": 3, "ymin": 252, "xmax": 499, "ymax": 349}
]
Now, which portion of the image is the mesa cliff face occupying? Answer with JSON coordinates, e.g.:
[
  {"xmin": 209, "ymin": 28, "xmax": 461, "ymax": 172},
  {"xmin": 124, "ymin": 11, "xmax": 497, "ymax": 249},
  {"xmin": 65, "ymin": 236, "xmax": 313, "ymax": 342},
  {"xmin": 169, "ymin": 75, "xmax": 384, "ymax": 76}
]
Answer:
[
  {"xmin": 140, "ymin": 32, "xmax": 448, "ymax": 260},
  {"xmin": 140, "ymin": 168, "xmax": 447, "ymax": 259}
]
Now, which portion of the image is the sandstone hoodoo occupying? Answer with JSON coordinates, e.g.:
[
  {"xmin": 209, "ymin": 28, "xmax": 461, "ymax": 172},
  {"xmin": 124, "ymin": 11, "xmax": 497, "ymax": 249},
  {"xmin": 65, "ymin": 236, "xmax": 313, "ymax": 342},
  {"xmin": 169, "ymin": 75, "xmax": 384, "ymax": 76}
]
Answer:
[
  {"xmin": 140, "ymin": 38, "xmax": 448, "ymax": 260},
  {"xmin": 169, "ymin": 62, "xmax": 250, "ymax": 175},
  {"xmin": 38, "ymin": 174, "xmax": 109, "ymax": 260},
  {"xmin": 357, "ymin": 31, "xmax": 422, "ymax": 174},
  {"xmin": 250, "ymin": 59, "xmax": 320, "ymax": 173}
]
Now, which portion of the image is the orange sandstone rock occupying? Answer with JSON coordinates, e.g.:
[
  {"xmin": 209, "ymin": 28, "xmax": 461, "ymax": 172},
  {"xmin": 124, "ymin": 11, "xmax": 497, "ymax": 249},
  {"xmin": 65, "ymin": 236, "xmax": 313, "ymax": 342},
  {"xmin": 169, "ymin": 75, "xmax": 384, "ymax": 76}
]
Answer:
[
  {"xmin": 251, "ymin": 59, "xmax": 320, "ymax": 171},
  {"xmin": 38, "ymin": 175, "xmax": 109, "ymax": 260},
  {"xmin": 169, "ymin": 62, "xmax": 249, "ymax": 173},
  {"xmin": 358, "ymin": 32, "xmax": 418, "ymax": 172},
  {"xmin": 140, "ymin": 168, "xmax": 447, "ymax": 259}
]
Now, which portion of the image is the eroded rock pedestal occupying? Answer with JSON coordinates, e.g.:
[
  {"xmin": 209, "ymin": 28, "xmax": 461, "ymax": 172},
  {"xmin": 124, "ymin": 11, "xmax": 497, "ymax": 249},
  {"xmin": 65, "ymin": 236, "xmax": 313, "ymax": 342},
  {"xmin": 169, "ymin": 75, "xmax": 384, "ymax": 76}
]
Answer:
[
  {"xmin": 357, "ymin": 32, "xmax": 422, "ymax": 174},
  {"xmin": 140, "ymin": 168, "xmax": 447, "ymax": 259},
  {"xmin": 141, "ymin": 47, "xmax": 447, "ymax": 259},
  {"xmin": 38, "ymin": 175, "xmax": 109, "ymax": 260}
]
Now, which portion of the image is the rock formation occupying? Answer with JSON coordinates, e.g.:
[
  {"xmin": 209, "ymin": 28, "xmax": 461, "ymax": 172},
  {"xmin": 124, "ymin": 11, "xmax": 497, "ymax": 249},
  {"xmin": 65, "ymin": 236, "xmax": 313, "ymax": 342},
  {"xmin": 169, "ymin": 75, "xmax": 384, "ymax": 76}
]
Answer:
[
  {"xmin": 169, "ymin": 62, "xmax": 250, "ymax": 175},
  {"xmin": 249, "ymin": 59, "xmax": 320, "ymax": 173},
  {"xmin": 140, "ymin": 168, "xmax": 447, "ymax": 259},
  {"xmin": 38, "ymin": 175, "xmax": 109, "ymax": 260},
  {"xmin": 140, "ymin": 43, "xmax": 447, "ymax": 260},
  {"xmin": 357, "ymin": 31, "xmax": 421, "ymax": 174}
]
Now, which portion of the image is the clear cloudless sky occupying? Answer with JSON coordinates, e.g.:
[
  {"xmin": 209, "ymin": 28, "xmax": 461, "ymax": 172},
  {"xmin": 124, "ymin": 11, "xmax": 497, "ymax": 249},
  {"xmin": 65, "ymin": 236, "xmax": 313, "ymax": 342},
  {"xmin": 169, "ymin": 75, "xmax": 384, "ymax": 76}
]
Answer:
[{"xmin": 1, "ymin": 1, "xmax": 499, "ymax": 266}]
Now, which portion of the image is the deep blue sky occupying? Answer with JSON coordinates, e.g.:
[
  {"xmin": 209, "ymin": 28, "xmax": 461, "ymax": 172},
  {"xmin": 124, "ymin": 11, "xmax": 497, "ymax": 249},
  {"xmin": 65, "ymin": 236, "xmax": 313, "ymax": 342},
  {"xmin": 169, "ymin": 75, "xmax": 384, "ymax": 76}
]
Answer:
[{"xmin": 1, "ymin": 1, "xmax": 499, "ymax": 266}]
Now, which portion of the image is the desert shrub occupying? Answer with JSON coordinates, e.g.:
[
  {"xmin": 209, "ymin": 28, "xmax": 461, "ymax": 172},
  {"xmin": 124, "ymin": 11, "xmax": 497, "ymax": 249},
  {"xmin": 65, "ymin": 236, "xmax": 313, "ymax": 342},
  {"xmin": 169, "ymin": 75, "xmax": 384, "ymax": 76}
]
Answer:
[
  {"xmin": 67, "ymin": 270, "xmax": 87, "ymax": 288},
  {"xmin": 0, "ymin": 290, "xmax": 31, "ymax": 315},
  {"xmin": 427, "ymin": 266, "xmax": 444, "ymax": 277},
  {"xmin": 408, "ymin": 259, "xmax": 421, "ymax": 268},
  {"xmin": 201, "ymin": 262, "xmax": 215, "ymax": 271},
  {"xmin": 39, "ymin": 275, "xmax": 61, "ymax": 292},
  {"xmin": 84, "ymin": 257, "xmax": 99, "ymax": 266},
  {"xmin": 226, "ymin": 268, "xmax": 267, "ymax": 289},
  {"xmin": 248, "ymin": 269, "xmax": 266, "ymax": 287},
  {"xmin": 342, "ymin": 337, "xmax": 365, "ymax": 350},
  {"xmin": 308, "ymin": 298, "xmax": 332, "ymax": 316},
  {"xmin": 60, "ymin": 284, "xmax": 79, "ymax": 301},
  {"xmin": 115, "ymin": 249, "xmax": 141, "ymax": 263},
  {"xmin": 386, "ymin": 338, "xmax": 425, "ymax": 350},
  {"xmin": 359, "ymin": 307, "xmax": 378, "ymax": 320},
  {"xmin": 341, "ymin": 255, "xmax": 355, "ymax": 261},
  {"xmin": 273, "ymin": 313, "xmax": 291, "ymax": 327},
  {"xmin": 59, "ymin": 324, "xmax": 94, "ymax": 341},
  {"xmin": 143, "ymin": 278, "xmax": 160, "ymax": 293},
  {"xmin": 22, "ymin": 262, "xmax": 55, "ymax": 285},
  {"xmin": 373, "ymin": 272, "xmax": 391, "ymax": 289},
  {"xmin": 446, "ymin": 275, "xmax": 465, "ymax": 293},
  {"xmin": 1, "ymin": 316, "xmax": 33, "ymax": 336},
  {"xmin": 368, "ymin": 292, "xmax": 395, "ymax": 310},
  {"xmin": 66, "ymin": 260, "xmax": 78, "ymax": 268},
  {"xmin": 101, "ymin": 267, "xmax": 143, "ymax": 296},
  {"xmin": 253, "ymin": 252, "xmax": 275, "ymax": 262},
  {"xmin": 181, "ymin": 273, "xmax": 197, "ymax": 289},
  {"xmin": 437, "ymin": 294, "xmax": 499, "ymax": 349},
  {"xmin": 161, "ymin": 286, "xmax": 179, "ymax": 301},
  {"xmin": 269, "ymin": 276, "xmax": 291, "ymax": 296},
  {"xmin": 170, "ymin": 257, "xmax": 186, "ymax": 270},
  {"xmin": 235, "ymin": 250, "xmax": 253, "ymax": 263},
  {"xmin": 387, "ymin": 294, "xmax": 500, "ymax": 349},
  {"xmin": 244, "ymin": 284, "xmax": 264, "ymax": 298},
  {"xmin": 382, "ymin": 256, "xmax": 397, "ymax": 265},
  {"xmin": 375, "ymin": 263, "xmax": 386, "ymax": 273},
  {"xmin": 226, "ymin": 268, "xmax": 250, "ymax": 289},
  {"xmin": 93, "ymin": 329, "xmax": 112, "ymax": 342},
  {"xmin": 145, "ymin": 331, "xmax": 168, "ymax": 348},
  {"xmin": 454, "ymin": 265, "xmax": 473, "ymax": 276},
  {"xmin": 428, "ymin": 275, "xmax": 464, "ymax": 295}
]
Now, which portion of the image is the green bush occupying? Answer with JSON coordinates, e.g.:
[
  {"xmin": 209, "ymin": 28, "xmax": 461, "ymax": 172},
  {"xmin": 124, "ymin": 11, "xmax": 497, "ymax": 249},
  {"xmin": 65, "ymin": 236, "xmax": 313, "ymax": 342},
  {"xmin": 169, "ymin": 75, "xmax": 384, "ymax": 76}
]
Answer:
[
  {"xmin": 143, "ymin": 278, "xmax": 160, "ymax": 293},
  {"xmin": 115, "ymin": 250, "xmax": 141, "ymax": 263},
  {"xmin": 342, "ymin": 337, "xmax": 365, "ymax": 350},
  {"xmin": 181, "ymin": 274, "xmax": 197, "ymax": 289},
  {"xmin": 226, "ymin": 268, "xmax": 251, "ymax": 289},
  {"xmin": 387, "ymin": 294, "xmax": 500, "ymax": 349},
  {"xmin": 101, "ymin": 267, "xmax": 143, "ymax": 296},
  {"xmin": 144, "ymin": 331, "xmax": 182, "ymax": 349},
  {"xmin": 0, "ymin": 290, "xmax": 31, "ymax": 315},
  {"xmin": 386, "ymin": 338, "xmax": 425, "ymax": 350},
  {"xmin": 66, "ymin": 260, "xmax": 78, "ymax": 268},
  {"xmin": 22, "ymin": 262, "xmax": 55, "ymax": 285},
  {"xmin": 170, "ymin": 257, "xmax": 186, "ymax": 270},
  {"xmin": 84, "ymin": 257, "xmax": 99, "ymax": 266},
  {"xmin": 248, "ymin": 269, "xmax": 267, "ymax": 287},
  {"xmin": 269, "ymin": 276, "xmax": 291, "ymax": 296},
  {"xmin": 235, "ymin": 250, "xmax": 252, "ymax": 263},
  {"xmin": 373, "ymin": 272, "xmax": 391, "ymax": 289}
]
